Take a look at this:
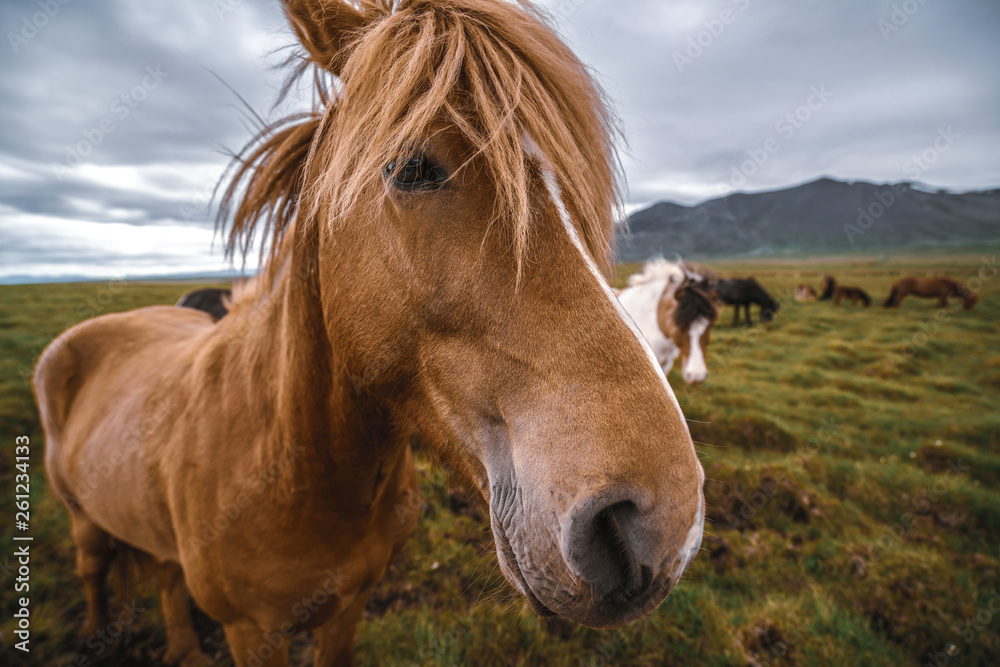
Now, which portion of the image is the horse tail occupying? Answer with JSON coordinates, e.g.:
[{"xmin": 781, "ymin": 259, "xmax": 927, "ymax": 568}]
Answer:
[
  {"xmin": 884, "ymin": 287, "xmax": 899, "ymax": 307},
  {"xmin": 858, "ymin": 289, "xmax": 871, "ymax": 307},
  {"xmin": 33, "ymin": 332, "xmax": 86, "ymax": 505}
]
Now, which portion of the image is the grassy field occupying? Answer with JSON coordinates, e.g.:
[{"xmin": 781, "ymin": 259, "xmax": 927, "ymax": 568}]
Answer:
[{"xmin": 2, "ymin": 253, "xmax": 999, "ymax": 666}]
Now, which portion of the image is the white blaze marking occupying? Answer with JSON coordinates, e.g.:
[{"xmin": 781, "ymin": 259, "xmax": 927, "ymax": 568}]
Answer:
[
  {"xmin": 682, "ymin": 316, "xmax": 710, "ymax": 384},
  {"xmin": 678, "ymin": 493, "xmax": 704, "ymax": 574},
  {"xmin": 523, "ymin": 135, "xmax": 706, "ymax": 580},
  {"xmin": 521, "ymin": 136, "xmax": 684, "ymax": 414}
]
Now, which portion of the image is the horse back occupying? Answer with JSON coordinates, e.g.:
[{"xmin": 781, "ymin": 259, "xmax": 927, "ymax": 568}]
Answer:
[{"xmin": 34, "ymin": 306, "xmax": 216, "ymax": 559}]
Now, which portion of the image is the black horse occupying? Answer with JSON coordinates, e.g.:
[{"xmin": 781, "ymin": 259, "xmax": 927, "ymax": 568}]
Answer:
[
  {"xmin": 176, "ymin": 287, "xmax": 231, "ymax": 320},
  {"xmin": 710, "ymin": 278, "xmax": 779, "ymax": 326}
]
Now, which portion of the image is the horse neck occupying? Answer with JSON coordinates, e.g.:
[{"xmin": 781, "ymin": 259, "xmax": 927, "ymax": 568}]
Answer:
[{"xmin": 211, "ymin": 242, "xmax": 403, "ymax": 510}]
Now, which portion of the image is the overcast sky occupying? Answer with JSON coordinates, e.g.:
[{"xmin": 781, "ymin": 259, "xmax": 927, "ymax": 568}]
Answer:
[{"xmin": 1, "ymin": 0, "xmax": 997, "ymax": 281}]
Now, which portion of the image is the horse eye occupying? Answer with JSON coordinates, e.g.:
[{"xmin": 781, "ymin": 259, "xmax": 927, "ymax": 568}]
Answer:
[{"xmin": 384, "ymin": 155, "xmax": 446, "ymax": 191}]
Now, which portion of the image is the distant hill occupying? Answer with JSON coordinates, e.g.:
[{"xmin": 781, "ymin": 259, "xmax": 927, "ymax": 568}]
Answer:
[{"xmin": 619, "ymin": 178, "xmax": 1000, "ymax": 260}]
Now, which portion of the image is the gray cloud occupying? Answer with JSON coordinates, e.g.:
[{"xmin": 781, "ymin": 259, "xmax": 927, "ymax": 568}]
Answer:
[
  {"xmin": 542, "ymin": 0, "xmax": 1000, "ymax": 206},
  {"xmin": 1, "ymin": 0, "xmax": 998, "ymax": 279}
]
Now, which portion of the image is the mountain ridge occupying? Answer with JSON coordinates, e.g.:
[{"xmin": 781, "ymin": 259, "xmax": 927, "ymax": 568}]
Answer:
[{"xmin": 619, "ymin": 177, "xmax": 1000, "ymax": 260}]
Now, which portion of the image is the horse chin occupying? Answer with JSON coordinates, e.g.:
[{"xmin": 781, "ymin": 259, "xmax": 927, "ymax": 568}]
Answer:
[
  {"xmin": 492, "ymin": 518, "xmax": 677, "ymax": 628},
  {"xmin": 489, "ymin": 484, "xmax": 703, "ymax": 629}
]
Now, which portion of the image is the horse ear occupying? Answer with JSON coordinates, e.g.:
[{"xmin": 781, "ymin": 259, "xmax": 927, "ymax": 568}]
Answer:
[{"xmin": 283, "ymin": 0, "xmax": 367, "ymax": 76}]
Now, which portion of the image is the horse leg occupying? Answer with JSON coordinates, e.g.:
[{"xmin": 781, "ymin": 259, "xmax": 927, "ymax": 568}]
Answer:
[
  {"xmin": 223, "ymin": 618, "xmax": 291, "ymax": 667},
  {"xmin": 745, "ymin": 304, "xmax": 753, "ymax": 326},
  {"xmin": 158, "ymin": 562, "xmax": 211, "ymax": 667},
  {"xmin": 732, "ymin": 305, "xmax": 739, "ymax": 327},
  {"xmin": 70, "ymin": 513, "xmax": 112, "ymax": 637},
  {"xmin": 938, "ymin": 295, "xmax": 948, "ymax": 308},
  {"xmin": 313, "ymin": 594, "xmax": 368, "ymax": 667},
  {"xmin": 661, "ymin": 349, "xmax": 679, "ymax": 377}
]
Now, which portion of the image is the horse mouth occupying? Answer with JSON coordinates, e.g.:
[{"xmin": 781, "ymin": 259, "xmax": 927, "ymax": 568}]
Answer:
[
  {"xmin": 492, "ymin": 519, "xmax": 556, "ymax": 618},
  {"xmin": 491, "ymin": 513, "xmax": 679, "ymax": 627}
]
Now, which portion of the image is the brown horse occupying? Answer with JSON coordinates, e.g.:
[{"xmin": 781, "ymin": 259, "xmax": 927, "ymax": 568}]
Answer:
[
  {"xmin": 884, "ymin": 275, "xmax": 978, "ymax": 309},
  {"xmin": 33, "ymin": 2, "xmax": 705, "ymax": 666},
  {"xmin": 833, "ymin": 286, "xmax": 871, "ymax": 307},
  {"xmin": 616, "ymin": 259, "xmax": 720, "ymax": 385},
  {"xmin": 818, "ymin": 275, "xmax": 836, "ymax": 300},
  {"xmin": 795, "ymin": 284, "xmax": 817, "ymax": 301}
]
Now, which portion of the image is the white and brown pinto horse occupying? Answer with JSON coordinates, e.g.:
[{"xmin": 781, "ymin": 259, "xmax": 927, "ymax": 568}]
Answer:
[
  {"xmin": 616, "ymin": 259, "xmax": 719, "ymax": 386},
  {"xmin": 34, "ymin": 1, "xmax": 704, "ymax": 665}
]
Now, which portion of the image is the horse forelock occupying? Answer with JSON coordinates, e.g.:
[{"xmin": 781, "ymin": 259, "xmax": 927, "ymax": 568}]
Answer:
[
  {"xmin": 218, "ymin": 0, "xmax": 621, "ymax": 283},
  {"xmin": 673, "ymin": 282, "xmax": 719, "ymax": 331},
  {"xmin": 629, "ymin": 258, "xmax": 688, "ymax": 287},
  {"xmin": 286, "ymin": 0, "xmax": 620, "ymax": 272}
]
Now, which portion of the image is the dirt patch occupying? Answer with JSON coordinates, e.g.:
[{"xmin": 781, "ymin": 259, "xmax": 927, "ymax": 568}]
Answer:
[{"xmin": 739, "ymin": 619, "xmax": 796, "ymax": 666}]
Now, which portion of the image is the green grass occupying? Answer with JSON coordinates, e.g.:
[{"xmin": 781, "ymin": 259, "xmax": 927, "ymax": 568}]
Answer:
[{"xmin": 2, "ymin": 255, "xmax": 999, "ymax": 666}]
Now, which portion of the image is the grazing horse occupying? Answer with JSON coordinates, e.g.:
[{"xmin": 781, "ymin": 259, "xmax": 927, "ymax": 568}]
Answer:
[
  {"xmin": 176, "ymin": 287, "xmax": 231, "ymax": 320},
  {"xmin": 833, "ymin": 285, "xmax": 871, "ymax": 307},
  {"xmin": 795, "ymin": 284, "xmax": 817, "ymax": 301},
  {"xmin": 33, "ymin": 2, "xmax": 705, "ymax": 666},
  {"xmin": 884, "ymin": 276, "xmax": 978, "ymax": 310},
  {"xmin": 711, "ymin": 277, "xmax": 780, "ymax": 326},
  {"xmin": 818, "ymin": 275, "xmax": 836, "ymax": 300},
  {"xmin": 617, "ymin": 259, "xmax": 720, "ymax": 385}
]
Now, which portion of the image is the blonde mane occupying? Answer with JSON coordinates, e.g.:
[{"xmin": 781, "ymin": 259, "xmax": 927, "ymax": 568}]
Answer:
[
  {"xmin": 219, "ymin": 0, "xmax": 622, "ymax": 281},
  {"xmin": 627, "ymin": 257, "xmax": 701, "ymax": 288}
]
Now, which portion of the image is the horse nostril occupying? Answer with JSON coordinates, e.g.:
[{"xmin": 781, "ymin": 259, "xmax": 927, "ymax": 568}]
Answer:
[
  {"xmin": 566, "ymin": 499, "xmax": 650, "ymax": 602},
  {"xmin": 593, "ymin": 502, "xmax": 650, "ymax": 601}
]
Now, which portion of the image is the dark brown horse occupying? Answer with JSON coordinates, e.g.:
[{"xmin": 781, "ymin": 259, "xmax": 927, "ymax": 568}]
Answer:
[
  {"xmin": 176, "ymin": 288, "xmax": 231, "ymax": 320},
  {"xmin": 884, "ymin": 276, "xmax": 978, "ymax": 309},
  {"xmin": 710, "ymin": 277, "xmax": 780, "ymax": 326},
  {"xmin": 818, "ymin": 275, "xmax": 836, "ymax": 300},
  {"xmin": 833, "ymin": 286, "xmax": 871, "ymax": 307}
]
